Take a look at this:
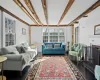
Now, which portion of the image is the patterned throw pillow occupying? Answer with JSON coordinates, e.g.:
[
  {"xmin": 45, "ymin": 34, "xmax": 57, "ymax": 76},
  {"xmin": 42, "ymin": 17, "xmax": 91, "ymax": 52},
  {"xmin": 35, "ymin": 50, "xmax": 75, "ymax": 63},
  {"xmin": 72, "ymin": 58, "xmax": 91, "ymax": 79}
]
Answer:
[
  {"xmin": 54, "ymin": 44, "xmax": 61, "ymax": 48},
  {"xmin": 16, "ymin": 46, "xmax": 22, "ymax": 53},
  {"xmin": 21, "ymin": 46, "xmax": 26, "ymax": 53}
]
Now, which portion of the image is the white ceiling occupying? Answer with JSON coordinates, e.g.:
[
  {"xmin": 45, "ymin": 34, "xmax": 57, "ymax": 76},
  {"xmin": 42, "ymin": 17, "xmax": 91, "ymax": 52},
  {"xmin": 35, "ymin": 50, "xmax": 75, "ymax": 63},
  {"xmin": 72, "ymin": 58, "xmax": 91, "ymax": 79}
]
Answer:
[
  {"xmin": 61, "ymin": 0, "xmax": 98, "ymax": 24},
  {"xmin": 0, "ymin": 0, "xmax": 98, "ymax": 25},
  {"xmin": 0, "ymin": 0, "xmax": 34, "ymax": 24},
  {"xmin": 47, "ymin": 0, "xmax": 69, "ymax": 25},
  {"xmin": 31, "ymin": 0, "xmax": 46, "ymax": 24}
]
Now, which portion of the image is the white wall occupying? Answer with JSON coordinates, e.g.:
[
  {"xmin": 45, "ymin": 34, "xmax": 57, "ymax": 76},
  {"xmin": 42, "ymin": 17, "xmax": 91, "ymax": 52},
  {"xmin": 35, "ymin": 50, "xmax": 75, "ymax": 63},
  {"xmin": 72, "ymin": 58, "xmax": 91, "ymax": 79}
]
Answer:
[
  {"xmin": 2, "ymin": 12, "xmax": 29, "ymax": 47},
  {"xmin": 31, "ymin": 26, "xmax": 72, "ymax": 52},
  {"xmin": 31, "ymin": 27, "xmax": 43, "ymax": 52},
  {"xmin": 66, "ymin": 27, "xmax": 72, "ymax": 45},
  {"xmin": 78, "ymin": 7, "xmax": 100, "ymax": 46}
]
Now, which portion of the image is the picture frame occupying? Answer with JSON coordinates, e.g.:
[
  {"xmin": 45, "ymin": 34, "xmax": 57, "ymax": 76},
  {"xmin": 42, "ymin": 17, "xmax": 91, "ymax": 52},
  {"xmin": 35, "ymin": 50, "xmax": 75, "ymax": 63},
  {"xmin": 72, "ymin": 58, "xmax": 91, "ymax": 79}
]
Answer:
[
  {"xmin": 22, "ymin": 28, "xmax": 26, "ymax": 35},
  {"xmin": 94, "ymin": 24, "xmax": 100, "ymax": 35}
]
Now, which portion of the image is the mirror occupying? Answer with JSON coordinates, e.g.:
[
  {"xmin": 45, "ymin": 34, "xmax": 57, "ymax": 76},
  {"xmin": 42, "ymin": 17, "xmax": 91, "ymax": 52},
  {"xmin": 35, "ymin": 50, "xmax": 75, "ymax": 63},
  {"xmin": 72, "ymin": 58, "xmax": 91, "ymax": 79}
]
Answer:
[{"xmin": 94, "ymin": 24, "xmax": 100, "ymax": 35}]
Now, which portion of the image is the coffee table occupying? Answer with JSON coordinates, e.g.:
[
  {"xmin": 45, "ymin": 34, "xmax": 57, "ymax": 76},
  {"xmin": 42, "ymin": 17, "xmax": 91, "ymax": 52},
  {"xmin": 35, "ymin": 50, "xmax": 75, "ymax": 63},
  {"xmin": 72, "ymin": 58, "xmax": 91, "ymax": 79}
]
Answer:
[{"xmin": 0, "ymin": 56, "xmax": 7, "ymax": 80}]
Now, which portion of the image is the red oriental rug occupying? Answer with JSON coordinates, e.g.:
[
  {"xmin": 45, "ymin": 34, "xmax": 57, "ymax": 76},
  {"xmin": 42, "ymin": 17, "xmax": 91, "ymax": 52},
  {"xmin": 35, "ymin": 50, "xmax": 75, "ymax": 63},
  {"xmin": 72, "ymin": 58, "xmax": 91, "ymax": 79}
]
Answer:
[{"xmin": 25, "ymin": 56, "xmax": 85, "ymax": 80}]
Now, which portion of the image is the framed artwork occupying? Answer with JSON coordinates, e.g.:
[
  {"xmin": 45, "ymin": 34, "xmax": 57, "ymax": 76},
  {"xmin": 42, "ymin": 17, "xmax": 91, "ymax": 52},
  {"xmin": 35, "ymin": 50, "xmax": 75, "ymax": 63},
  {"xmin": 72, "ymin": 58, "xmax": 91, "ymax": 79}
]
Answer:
[
  {"xmin": 22, "ymin": 28, "xmax": 26, "ymax": 35},
  {"xmin": 94, "ymin": 24, "xmax": 100, "ymax": 35},
  {"xmin": 5, "ymin": 18, "xmax": 16, "ymax": 46}
]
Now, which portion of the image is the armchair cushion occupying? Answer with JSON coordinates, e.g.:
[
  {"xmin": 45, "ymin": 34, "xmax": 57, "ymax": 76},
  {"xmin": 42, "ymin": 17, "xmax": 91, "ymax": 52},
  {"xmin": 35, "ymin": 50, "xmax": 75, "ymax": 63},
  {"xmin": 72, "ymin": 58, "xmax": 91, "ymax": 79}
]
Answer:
[
  {"xmin": 69, "ymin": 51, "xmax": 79, "ymax": 56},
  {"xmin": 75, "ymin": 46, "xmax": 79, "ymax": 52}
]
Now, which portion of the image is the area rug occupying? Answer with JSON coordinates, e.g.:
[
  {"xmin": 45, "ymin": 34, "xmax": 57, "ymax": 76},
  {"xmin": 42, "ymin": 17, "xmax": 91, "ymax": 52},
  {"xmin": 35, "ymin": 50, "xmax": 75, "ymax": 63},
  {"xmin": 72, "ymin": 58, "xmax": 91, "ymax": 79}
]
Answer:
[{"xmin": 25, "ymin": 55, "xmax": 85, "ymax": 80}]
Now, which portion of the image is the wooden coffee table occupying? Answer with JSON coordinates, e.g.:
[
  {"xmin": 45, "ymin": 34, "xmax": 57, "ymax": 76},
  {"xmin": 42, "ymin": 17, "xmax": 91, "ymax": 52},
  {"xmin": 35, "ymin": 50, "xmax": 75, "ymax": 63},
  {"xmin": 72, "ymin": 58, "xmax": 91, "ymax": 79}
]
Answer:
[
  {"xmin": 0, "ymin": 76, "xmax": 6, "ymax": 80},
  {"xmin": 0, "ymin": 56, "xmax": 7, "ymax": 80}
]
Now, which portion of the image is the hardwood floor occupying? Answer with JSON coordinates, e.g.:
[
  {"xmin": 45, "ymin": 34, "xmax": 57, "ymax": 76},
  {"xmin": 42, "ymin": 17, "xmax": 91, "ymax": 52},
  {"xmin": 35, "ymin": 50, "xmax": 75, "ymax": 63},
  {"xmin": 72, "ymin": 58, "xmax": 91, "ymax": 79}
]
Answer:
[
  {"xmin": 2, "ymin": 55, "xmax": 96, "ymax": 80},
  {"xmin": 75, "ymin": 62, "xmax": 96, "ymax": 80}
]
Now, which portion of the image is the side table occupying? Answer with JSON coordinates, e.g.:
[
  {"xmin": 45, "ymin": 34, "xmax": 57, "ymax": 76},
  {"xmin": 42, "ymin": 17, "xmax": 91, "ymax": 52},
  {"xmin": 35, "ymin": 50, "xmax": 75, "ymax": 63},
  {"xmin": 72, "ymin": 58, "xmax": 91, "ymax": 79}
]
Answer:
[{"xmin": 0, "ymin": 56, "xmax": 7, "ymax": 80}]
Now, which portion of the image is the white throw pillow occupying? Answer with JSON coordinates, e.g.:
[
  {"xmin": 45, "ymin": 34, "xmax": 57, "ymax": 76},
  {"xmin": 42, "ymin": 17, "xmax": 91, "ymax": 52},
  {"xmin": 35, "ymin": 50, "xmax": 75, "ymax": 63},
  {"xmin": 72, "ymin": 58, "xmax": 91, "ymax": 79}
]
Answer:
[{"xmin": 54, "ymin": 44, "xmax": 61, "ymax": 48}]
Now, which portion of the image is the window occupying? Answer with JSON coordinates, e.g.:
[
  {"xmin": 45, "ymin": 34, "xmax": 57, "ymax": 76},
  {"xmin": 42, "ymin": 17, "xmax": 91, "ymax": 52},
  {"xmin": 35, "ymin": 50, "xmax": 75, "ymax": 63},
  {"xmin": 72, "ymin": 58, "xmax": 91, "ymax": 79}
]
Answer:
[
  {"xmin": 43, "ymin": 28, "xmax": 65, "ymax": 43},
  {"xmin": 5, "ymin": 18, "xmax": 16, "ymax": 46}
]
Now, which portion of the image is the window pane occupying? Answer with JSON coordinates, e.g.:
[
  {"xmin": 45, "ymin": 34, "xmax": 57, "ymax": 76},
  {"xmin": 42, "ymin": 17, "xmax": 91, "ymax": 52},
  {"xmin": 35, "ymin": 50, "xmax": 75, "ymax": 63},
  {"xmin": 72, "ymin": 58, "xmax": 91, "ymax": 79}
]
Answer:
[{"xmin": 43, "ymin": 28, "xmax": 65, "ymax": 43}]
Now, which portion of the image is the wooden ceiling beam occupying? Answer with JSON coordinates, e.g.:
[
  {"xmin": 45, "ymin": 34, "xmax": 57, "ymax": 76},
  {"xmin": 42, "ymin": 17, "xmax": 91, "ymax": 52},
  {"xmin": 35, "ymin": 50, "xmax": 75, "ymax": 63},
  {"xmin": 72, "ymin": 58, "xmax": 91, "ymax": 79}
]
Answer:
[
  {"xmin": 30, "ymin": 24, "xmax": 71, "ymax": 27},
  {"xmin": 41, "ymin": 0, "xmax": 48, "ymax": 24},
  {"xmin": 58, "ymin": 0, "xmax": 75, "ymax": 25},
  {"xmin": 68, "ymin": 0, "xmax": 100, "ymax": 25},
  {"xmin": 0, "ymin": 6, "xmax": 30, "ymax": 26},
  {"xmin": 24, "ymin": 0, "xmax": 43, "ymax": 25},
  {"xmin": 13, "ymin": 0, "xmax": 38, "ymax": 25}
]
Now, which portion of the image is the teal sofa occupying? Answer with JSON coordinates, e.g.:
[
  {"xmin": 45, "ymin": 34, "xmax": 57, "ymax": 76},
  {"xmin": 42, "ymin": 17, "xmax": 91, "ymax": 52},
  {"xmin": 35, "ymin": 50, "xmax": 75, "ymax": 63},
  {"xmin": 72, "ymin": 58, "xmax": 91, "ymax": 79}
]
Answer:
[{"xmin": 42, "ymin": 42, "xmax": 65, "ymax": 54}]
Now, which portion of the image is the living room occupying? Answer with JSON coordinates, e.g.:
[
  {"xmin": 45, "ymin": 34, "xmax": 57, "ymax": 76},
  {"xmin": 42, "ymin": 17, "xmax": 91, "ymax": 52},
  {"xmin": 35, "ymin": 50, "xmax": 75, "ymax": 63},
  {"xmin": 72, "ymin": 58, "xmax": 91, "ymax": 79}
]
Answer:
[{"xmin": 0, "ymin": 0, "xmax": 100, "ymax": 80}]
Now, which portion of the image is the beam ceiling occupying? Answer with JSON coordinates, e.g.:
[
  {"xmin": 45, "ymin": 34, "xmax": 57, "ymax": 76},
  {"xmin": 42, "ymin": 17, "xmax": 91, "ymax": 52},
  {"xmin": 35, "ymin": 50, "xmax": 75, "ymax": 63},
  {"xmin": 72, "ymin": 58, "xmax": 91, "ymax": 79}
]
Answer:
[
  {"xmin": 58, "ymin": 0, "xmax": 75, "ymax": 25},
  {"xmin": 41, "ymin": 0, "xmax": 48, "ymax": 25},
  {"xmin": 68, "ymin": 0, "xmax": 100, "ymax": 25},
  {"xmin": 30, "ymin": 24, "xmax": 71, "ymax": 27},
  {"xmin": 13, "ymin": 0, "xmax": 38, "ymax": 25},
  {"xmin": 24, "ymin": 0, "xmax": 43, "ymax": 25}
]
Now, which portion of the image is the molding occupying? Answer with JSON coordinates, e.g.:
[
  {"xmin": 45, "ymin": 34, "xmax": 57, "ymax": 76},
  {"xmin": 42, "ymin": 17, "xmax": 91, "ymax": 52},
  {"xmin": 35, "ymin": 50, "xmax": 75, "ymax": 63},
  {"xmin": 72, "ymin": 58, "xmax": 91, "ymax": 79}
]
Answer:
[
  {"xmin": 30, "ymin": 24, "xmax": 71, "ymax": 27},
  {"xmin": 68, "ymin": 1, "xmax": 100, "ymax": 25},
  {"xmin": 13, "ymin": 0, "xmax": 38, "ymax": 25},
  {"xmin": 58, "ymin": 0, "xmax": 75, "ymax": 25},
  {"xmin": 0, "ymin": 6, "xmax": 30, "ymax": 26},
  {"xmin": 24, "ymin": 0, "xmax": 43, "ymax": 25},
  {"xmin": 41, "ymin": 0, "xmax": 48, "ymax": 24}
]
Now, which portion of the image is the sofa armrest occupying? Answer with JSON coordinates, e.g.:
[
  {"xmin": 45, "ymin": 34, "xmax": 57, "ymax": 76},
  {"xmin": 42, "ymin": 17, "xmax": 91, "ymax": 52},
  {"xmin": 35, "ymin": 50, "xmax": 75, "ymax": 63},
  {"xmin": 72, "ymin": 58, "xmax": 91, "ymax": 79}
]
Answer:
[
  {"xmin": 61, "ymin": 45, "xmax": 65, "ymax": 50},
  {"xmin": 42, "ymin": 45, "xmax": 46, "ymax": 49},
  {"xmin": 3, "ymin": 54, "xmax": 23, "ymax": 61}
]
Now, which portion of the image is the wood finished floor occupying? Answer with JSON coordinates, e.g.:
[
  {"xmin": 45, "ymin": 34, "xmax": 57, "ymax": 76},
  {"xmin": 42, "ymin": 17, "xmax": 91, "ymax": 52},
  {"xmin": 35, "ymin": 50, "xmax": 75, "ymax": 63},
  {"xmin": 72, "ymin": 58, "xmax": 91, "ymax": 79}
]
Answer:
[{"xmin": 2, "ymin": 55, "xmax": 96, "ymax": 80}]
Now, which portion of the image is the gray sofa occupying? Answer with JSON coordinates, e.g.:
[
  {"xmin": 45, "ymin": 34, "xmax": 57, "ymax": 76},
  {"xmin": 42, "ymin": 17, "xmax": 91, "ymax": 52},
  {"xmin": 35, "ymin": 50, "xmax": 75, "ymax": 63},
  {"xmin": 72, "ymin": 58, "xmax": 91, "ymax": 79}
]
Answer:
[{"xmin": 0, "ymin": 43, "xmax": 37, "ymax": 73}]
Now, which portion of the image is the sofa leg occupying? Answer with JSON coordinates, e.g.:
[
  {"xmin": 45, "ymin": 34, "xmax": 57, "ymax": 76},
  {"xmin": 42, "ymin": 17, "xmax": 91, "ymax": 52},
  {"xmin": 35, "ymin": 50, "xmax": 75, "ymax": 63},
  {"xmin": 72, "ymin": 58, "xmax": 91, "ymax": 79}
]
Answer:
[{"xmin": 20, "ymin": 71, "xmax": 22, "ymax": 76}]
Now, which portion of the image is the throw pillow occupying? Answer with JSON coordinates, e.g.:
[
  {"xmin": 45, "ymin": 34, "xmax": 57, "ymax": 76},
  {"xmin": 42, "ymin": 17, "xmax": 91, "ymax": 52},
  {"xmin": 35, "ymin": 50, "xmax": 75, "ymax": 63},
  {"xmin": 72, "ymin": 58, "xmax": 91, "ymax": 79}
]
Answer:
[
  {"xmin": 16, "ymin": 46, "xmax": 22, "ymax": 53},
  {"xmin": 75, "ymin": 46, "xmax": 79, "ymax": 52},
  {"xmin": 54, "ymin": 44, "xmax": 61, "ymax": 48},
  {"xmin": 21, "ymin": 46, "xmax": 26, "ymax": 53},
  {"xmin": 46, "ymin": 44, "xmax": 53, "ymax": 48},
  {"xmin": 21, "ymin": 42, "xmax": 29, "ymax": 50}
]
